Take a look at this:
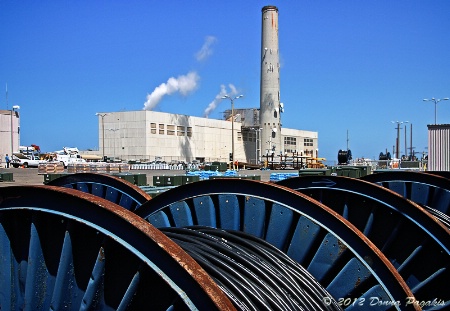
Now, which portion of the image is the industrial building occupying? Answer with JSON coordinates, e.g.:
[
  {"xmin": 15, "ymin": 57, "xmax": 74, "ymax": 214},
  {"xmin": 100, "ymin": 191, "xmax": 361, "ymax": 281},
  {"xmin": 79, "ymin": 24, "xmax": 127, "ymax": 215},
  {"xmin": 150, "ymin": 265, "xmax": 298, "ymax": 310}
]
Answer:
[
  {"xmin": 0, "ymin": 109, "xmax": 20, "ymax": 162},
  {"xmin": 95, "ymin": 110, "xmax": 318, "ymax": 164},
  {"xmin": 93, "ymin": 5, "xmax": 318, "ymax": 166},
  {"xmin": 427, "ymin": 124, "xmax": 450, "ymax": 171}
]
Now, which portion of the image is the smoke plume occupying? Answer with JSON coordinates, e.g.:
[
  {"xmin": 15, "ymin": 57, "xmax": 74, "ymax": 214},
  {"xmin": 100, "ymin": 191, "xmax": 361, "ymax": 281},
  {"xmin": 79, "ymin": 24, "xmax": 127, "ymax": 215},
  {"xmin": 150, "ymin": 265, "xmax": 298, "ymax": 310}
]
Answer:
[
  {"xmin": 203, "ymin": 84, "xmax": 238, "ymax": 118},
  {"xmin": 196, "ymin": 36, "xmax": 217, "ymax": 61},
  {"xmin": 143, "ymin": 71, "xmax": 200, "ymax": 111}
]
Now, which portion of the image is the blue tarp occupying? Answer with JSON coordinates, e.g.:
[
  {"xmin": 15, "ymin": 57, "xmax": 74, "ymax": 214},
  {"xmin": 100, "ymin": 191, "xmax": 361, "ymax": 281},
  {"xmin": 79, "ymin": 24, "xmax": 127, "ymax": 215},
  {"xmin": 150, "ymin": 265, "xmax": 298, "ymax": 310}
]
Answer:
[
  {"xmin": 187, "ymin": 170, "xmax": 238, "ymax": 180},
  {"xmin": 269, "ymin": 172, "xmax": 299, "ymax": 182}
]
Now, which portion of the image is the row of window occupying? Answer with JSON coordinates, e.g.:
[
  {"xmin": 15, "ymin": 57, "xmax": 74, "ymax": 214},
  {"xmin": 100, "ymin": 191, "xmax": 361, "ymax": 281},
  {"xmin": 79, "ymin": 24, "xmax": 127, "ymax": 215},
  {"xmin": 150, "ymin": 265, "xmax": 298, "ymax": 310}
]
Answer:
[
  {"xmin": 150, "ymin": 123, "xmax": 193, "ymax": 137},
  {"xmin": 242, "ymin": 131, "xmax": 257, "ymax": 142},
  {"xmin": 284, "ymin": 137, "xmax": 296, "ymax": 145},
  {"xmin": 284, "ymin": 137, "xmax": 314, "ymax": 147},
  {"xmin": 304, "ymin": 138, "xmax": 313, "ymax": 146},
  {"xmin": 149, "ymin": 125, "xmax": 315, "ymax": 147}
]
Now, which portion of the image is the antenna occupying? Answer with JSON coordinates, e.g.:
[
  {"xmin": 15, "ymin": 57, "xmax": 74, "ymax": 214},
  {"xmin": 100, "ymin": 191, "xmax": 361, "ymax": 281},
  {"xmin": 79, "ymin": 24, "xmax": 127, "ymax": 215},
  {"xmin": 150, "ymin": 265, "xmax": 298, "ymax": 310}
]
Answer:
[
  {"xmin": 6, "ymin": 83, "xmax": 8, "ymax": 110},
  {"xmin": 346, "ymin": 129, "xmax": 349, "ymax": 150}
]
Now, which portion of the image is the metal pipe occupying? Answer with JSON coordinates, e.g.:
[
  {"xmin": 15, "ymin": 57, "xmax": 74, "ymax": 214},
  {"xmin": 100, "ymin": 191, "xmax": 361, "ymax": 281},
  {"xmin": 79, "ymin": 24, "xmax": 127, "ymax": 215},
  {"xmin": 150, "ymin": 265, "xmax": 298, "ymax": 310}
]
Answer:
[{"xmin": 222, "ymin": 95, "xmax": 243, "ymax": 167}]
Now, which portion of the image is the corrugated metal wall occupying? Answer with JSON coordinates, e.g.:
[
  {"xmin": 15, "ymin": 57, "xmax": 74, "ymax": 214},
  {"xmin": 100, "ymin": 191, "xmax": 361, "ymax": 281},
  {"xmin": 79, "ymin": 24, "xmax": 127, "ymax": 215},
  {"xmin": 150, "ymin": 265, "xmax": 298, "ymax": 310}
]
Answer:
[{"xmin": 428, "ymin": 124, "xmax": 450, "ymax": 171}]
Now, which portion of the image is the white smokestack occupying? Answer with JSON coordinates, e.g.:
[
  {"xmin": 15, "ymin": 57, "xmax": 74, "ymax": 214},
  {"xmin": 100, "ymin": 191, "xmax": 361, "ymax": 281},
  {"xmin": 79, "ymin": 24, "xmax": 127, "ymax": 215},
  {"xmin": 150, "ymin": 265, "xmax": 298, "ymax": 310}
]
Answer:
[
  {"xmin": 143, "ymin": 71, "xmax": 200, "ymax": 111},
  {"xmin": 203, "ymin": 84, "xmax": 238, "ymax": 118}
]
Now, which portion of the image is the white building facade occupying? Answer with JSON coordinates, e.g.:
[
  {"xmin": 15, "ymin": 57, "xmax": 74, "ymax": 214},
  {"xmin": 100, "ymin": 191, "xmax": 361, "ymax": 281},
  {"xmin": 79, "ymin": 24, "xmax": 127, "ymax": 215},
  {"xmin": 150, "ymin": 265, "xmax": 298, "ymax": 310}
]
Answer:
[
  {"xmin": 0, "ymin": 109, "xmax": 20, "ymax": 163},
  {"xmin": 97, "ymin": 110, "xmax": 318, "ymax": 164}
]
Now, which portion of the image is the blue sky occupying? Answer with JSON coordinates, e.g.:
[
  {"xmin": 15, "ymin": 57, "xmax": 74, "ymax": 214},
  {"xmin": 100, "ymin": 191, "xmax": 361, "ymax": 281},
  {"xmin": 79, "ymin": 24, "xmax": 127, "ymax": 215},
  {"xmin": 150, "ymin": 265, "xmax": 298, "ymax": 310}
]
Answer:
[{"xmin": 1, "ymin": 1, "xmax": 449, "ymax": 164}]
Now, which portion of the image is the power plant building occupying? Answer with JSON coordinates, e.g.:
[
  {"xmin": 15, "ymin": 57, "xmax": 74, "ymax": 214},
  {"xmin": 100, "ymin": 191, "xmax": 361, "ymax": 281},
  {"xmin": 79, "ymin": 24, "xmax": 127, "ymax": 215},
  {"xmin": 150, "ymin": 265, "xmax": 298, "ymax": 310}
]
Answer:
[
  {"xmin": 95, "ymin": 6, "xmax": 320, "ymax": 165},
  {"xmin": 96, "ymin": 110, "xmax": 318, "ymax": 164}
]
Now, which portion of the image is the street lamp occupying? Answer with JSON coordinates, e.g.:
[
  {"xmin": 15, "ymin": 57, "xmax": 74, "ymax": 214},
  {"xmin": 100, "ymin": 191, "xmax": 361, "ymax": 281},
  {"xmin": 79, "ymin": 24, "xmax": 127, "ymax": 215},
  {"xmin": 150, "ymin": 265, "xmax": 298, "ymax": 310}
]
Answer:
[
  {"xmin": 10, "ymin": 105, "xmax": 20, "ymax": 156},
  {"xmin": 222, "ymin": 94, "xmax": 243, "ymax": 167},
  {"xmin": 391, "ymin": 120, "xmax": 408, "ymax": 159},
  {"xmin": 95, "ymin": 113, "xmax": 109, "ymax": 159},
  {"xmin": 107, "ymin": 128, "xmax": 119, "ymax": 160},
  {"xmin": 423, "ymin": 97, "xmax": 449, "ymax": 124}
]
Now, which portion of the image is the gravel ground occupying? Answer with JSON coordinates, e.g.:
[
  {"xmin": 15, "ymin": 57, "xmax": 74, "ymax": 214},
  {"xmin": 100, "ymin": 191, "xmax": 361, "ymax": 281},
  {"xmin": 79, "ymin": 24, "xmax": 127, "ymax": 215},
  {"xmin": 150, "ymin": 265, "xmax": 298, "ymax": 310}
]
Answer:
[{"xmin": 0, "ymin": 167, "xmax": 297, "ymax": 187}]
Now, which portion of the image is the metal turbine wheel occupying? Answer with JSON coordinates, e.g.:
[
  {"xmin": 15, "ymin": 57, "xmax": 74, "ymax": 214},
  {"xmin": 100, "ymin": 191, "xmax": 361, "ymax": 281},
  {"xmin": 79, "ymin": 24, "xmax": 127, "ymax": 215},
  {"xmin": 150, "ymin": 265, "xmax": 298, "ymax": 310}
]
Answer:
[
  {"xmin": 0, "ymin": 186, "xmax": 234, "ymax": 311},
  {"xmin": 276, "ymin": 175, "xmax": 450, "ymax": 308},
  {"xmin": 47, "ymin": 173, "xmax": 151, "ymax": 211},
  {"xmin": 135, "ymin": 179, "xmax": 420, "ymax": 310},
  {"xmin": 362, "ymin": 170, "xmax": 450, "ymax": 230},
  {"xmin": 426, "ymin": 171, "xmax": 450, "ymax": 180},
  {"xmin": 361, "ymin": 171, "xmax": 450, "ymax": 214}
]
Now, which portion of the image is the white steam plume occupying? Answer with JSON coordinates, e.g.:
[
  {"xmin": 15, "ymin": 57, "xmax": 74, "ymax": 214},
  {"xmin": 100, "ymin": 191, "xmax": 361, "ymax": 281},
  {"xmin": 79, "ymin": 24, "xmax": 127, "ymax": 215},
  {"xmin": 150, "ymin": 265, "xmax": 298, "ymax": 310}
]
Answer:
[
  {"xmin": 143, "ymin": 71, "xmax": 200, "ymax": 111},
  {"xmin": 203, "ymin": 84, "xmax": 238, "ymax": 118},
  {"xmin": 195, "ymin": 36, "xmax": 217, "ymax": 61}
]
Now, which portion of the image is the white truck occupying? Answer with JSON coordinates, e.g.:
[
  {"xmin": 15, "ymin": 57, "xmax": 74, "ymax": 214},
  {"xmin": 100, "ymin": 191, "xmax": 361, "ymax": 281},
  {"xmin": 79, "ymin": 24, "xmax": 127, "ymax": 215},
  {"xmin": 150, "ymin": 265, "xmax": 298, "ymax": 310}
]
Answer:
[
  {"xmin": 11, "ymin": 153, "xmax": 45, "ymax": 168},
  {"xmin": 53, "ymin": 147, "xmax": 86, "ymax": 168}
]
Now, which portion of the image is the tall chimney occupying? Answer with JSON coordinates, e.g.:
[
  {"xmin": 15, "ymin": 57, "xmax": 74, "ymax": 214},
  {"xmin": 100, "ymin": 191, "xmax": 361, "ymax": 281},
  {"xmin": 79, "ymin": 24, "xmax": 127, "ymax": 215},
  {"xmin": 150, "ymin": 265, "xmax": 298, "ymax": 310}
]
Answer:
[{"xmin": 260, "ymin": 5, "xmax": 282, "ymax": 157}]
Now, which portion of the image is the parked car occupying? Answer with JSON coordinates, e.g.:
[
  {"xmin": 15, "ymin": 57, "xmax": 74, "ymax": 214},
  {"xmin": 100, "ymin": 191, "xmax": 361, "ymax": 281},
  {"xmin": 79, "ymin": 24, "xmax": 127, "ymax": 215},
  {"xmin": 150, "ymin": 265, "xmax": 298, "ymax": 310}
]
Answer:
[{"xmin": 11, "ymin": 153, "xmax": 45, "ymax": 168}]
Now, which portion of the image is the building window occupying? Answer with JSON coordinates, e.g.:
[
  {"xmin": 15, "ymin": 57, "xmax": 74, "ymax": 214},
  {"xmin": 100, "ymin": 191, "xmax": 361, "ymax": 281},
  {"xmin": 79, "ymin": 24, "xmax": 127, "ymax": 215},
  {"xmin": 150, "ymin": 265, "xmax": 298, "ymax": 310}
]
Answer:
[
  {"xmin": 243, "ymin": 131, "xmax": 248, "ymax": 142},
  {"xmin": 243, "ymin": 130, "xmax": 256, "ymax": 142},
  {"xmin": 304, "ymin": 138, "xmax": 313, "ymax": 147},
  {"xmin": 284, "ymin": 137, "xmax": 297, "ymax": 153},
  {"xmin": 284, "ymin": 136, "xmax": 297, "ymax": 146},
  {"xmin": 150, "ymin": 123, "xmax": 156, "ymax": 134},
  {"xmin": 159, "ymin": 124, "xmax": 165, "ymax": 134},
  {"xmin": 187, "ymin": 126, "xmax": 192, "ymax": 137},
  {"xmin": 177, "ymin": 125, "xmax": 185, "ymax": 136},
  {"xmin": 237, "ymin": 132, "xmax": 242, "ymax": 141},
  {"xmin": 167, "ymin": 125, "xmax": 175, "ymax": 136}
]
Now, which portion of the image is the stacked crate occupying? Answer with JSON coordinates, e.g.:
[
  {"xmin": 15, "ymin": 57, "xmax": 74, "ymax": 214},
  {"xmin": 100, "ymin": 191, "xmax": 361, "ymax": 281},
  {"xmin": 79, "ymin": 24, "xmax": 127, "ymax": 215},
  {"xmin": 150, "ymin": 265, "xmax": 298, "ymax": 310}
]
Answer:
[
  {"xmin": 119, "ymin": 163, "xmax": 130, "ymax": 172},
  {"xmin": 75, "ymin": 163, "xmax": 90, "ymax": 173},
  {"xmin": 39, "ymin": 162, "xmax": 64, "ymax": 174},
  {"xmin": 108, "ymin": 163, "xmax": 120, "ymax": 173}
]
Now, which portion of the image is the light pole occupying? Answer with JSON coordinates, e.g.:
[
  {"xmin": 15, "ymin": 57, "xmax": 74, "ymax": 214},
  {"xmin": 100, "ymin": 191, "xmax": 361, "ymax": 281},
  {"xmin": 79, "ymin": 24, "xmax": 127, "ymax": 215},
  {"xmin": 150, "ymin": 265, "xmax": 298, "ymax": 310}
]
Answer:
[
  {"xmin": 222, "ymin": 94, "xmax": 243, "ymax": 167},
  {"xmin": 391, "ymin": 120, "xmax": 408, "ymax": 159},
  {"xmin": 107, "ymin": 128, "xmax": 119, "ymax": 160},
  {"xmin": 95, "ymin": 113, "xmax": 109, "ymax": 159},
  {"xmin": 423, "ymin": 97, "xmax": 449, "ymax": 124},
  {"xmin": 10, "ymin": 105, "xmax": 20, "ymax": 156}
]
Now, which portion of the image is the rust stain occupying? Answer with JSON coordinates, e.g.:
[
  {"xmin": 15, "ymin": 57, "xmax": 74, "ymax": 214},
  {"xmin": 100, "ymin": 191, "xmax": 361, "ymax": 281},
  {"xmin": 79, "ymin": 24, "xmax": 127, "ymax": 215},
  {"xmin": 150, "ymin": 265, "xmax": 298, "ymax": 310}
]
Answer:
[
  {"xmin": 337, "ymin": 240, "xmax": 347, "ymax": 256},
  {"xmin": 98, "ymin": 247, "xmax": 105, "ymax": 262},
  {"xmin": 355, "ymin": 276, "xmax": 361, "ymax": 288}
]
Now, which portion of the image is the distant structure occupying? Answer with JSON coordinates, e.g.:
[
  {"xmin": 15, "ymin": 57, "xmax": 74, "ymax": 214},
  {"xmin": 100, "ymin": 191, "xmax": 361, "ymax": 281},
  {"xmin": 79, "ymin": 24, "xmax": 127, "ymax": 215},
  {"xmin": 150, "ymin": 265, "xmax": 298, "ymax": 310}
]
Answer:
[
  {"xmin": 0, "ymin": 109, "xmax": 20, "ymax": 161},
  {"xmin": 94, "ymin": 110, "xmax": 318, "ymax": 165},
  {"xmin": 260, "ymin": 5, "xmax": 282, "ymax": 156},
  {"xmin": 92, "ymin": 5, "xmax": 319, "ymax": 165},
  {"xmin": 427, "ymin": 124, "xmax": 450, "ymax": 171},
  {"xmin": 337, "ymin": 149, "xmax": 352, "ymax": 165}
]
